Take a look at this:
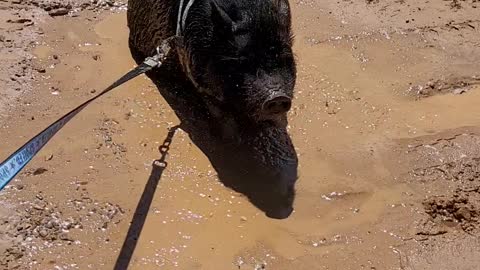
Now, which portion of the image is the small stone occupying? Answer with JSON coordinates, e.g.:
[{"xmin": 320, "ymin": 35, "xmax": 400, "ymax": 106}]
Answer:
[
  {"xmin": 455, "ymin": 207, "xmax": 472, "ymax": 220},
  {"xmin": 254, "ymin": 263, "xmax": 266, "ymax": 270},
  {"xmin": 453, "ymin": 88, "xmax": 468, "ymax": 95},
  {"xmin": 33, "ymin": 167, "xmax": 48, "ymax": 175},
  {"xmin": 59, "ymin": 233, "xmax": 71, "ymax": 241},
  {"xmin": 32, "ymin": 204, "xmax": 44, "ymax": 210},
  {"xmin": 48, "ymin": 8, "xmax": 70, "ymax": 17},
  {"xmin": 7, "ymin": 18, "xmax": 32, "ymax": 24},
  {"xmin": 240, "ymin": 216, "xmax": 247, "ymax": 222},
  {"xmin": 39, "ymin": 229, "xmax": 48, "ymax": 237},
  {"xmin": 35, "ymin": 67, "xmax": 46, "ymax": 73}
]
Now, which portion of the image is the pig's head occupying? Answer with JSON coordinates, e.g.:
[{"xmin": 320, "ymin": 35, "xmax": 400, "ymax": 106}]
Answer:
[{"xmin": 178, "ymin": 0, "xmax": 296, "ymax": 125}]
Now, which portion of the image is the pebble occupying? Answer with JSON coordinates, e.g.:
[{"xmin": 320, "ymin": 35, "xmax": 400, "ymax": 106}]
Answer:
[
  {"xmin": 39, "ymin": 229, "xmax": 48, "ymax": 238},
  {"xmin": 35, "ymin": 67, "xmax": 46, "ymax": 73},
  {"xmin": 48, "ymin": 8, "xmax": 71, "ymax": 17}
]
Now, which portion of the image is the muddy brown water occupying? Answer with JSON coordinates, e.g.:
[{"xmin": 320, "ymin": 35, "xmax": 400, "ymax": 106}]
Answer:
[{"xmin": 1, "ymin": 1, "xmax": 480, "ymax": 269}]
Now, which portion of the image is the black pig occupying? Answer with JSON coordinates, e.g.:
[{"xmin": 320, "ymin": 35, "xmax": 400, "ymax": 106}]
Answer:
[{"xmin": 127, "ymin": 0, "xmax": 298, "ymax": 218}]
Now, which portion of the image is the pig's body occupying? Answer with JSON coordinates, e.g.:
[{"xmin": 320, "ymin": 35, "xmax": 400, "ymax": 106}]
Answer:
[
  {"xmin": 127, "ymin": 0, "xmax": 298, "ymax": 219},
  {"xmin": 127, "ymin": 0, "xmax": 175, "ymax": 64}
]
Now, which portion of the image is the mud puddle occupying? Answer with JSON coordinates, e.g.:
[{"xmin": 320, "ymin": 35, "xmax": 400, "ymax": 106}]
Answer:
[{"xmin": 1, "ymin": 0, "xmax": 480, "ymax": 269}]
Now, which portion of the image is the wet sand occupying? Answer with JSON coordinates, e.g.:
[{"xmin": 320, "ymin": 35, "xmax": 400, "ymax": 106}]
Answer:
[{"xmin": 1, "ymin": 0, "xmax": 480, "ymax": 269}]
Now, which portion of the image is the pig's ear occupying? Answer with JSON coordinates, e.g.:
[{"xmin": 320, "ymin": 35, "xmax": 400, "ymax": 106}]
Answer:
[{"xmin": 210, "ymin": 0, "xmax": 235, "ymax": 34}]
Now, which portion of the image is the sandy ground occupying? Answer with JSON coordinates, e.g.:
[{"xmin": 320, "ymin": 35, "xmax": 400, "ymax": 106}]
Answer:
[{"xmin": 1, "ymin": 0, "xmax": 480, "ymax": 269}]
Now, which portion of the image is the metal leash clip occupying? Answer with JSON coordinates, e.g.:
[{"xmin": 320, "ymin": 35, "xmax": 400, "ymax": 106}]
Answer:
[{"xmin": 144, "ymin": 37, "xmax": 174, "ymax": 68}]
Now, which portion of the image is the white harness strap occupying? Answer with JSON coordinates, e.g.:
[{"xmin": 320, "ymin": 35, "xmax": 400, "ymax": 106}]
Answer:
[
  {"xmin": 176, "ymin": 0, "xmax": 197, "ymax": 37},
  {"xmin": 176, "ymin": 0, "xmax": 197, "ymax": 87},
  {"xmin": 175, "ymin": 0, "xmax": 216, "ymax": 97}
]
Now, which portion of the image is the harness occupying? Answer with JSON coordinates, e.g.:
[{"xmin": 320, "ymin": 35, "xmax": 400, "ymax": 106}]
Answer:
[
  {"xmin": 175, "ymin": 0, "xmax": 203, "ymax": 91},
  {"xmin": 176, "ymin": 0, "xmax": 197, "ymax": 37},
  {"xmin": 175, "ymin": 0, "xmax": 229, "ymax": 110}
]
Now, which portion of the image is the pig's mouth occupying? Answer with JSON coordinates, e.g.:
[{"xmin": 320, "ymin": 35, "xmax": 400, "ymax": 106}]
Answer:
[
  {"xmin": 215, "ymin": 151, "xmax": 298, "ymax": 219},
  {"xmin": 259, "ymin": 169, "xmax": 297, "ymax": 219},
  {"xmin": 265, "ymin": 187, "xmax": 295, "ymax": 219}
]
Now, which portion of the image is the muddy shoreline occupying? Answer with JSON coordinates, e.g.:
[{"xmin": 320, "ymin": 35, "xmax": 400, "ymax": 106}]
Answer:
[{"xmin": 1, "ymin": 0, "xmax": 480, "ymax": 269}]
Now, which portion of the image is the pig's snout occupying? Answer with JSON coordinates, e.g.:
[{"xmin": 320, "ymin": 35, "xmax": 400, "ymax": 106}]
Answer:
[
  {"xmin": 265, "ymin": 163, "xmax": 297, "ymax": 219},
  {"xmin": 265, "ymin": 183, "xmax": 295, "ymax": 219},
  {"xmin": 262, "ymin": 94, "xmax": 292, "ymax": 115}
]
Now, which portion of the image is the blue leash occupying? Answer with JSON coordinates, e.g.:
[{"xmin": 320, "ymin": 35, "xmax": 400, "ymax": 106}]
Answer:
[{"xmin": 0, "ymin": 40, "xmax": 172, "ymax": 191}]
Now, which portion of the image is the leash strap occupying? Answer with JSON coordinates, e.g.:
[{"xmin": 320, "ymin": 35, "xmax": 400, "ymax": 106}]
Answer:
[{"xmin": 0, "ymin": 40, "xmax": 173, "ymax": 191}]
